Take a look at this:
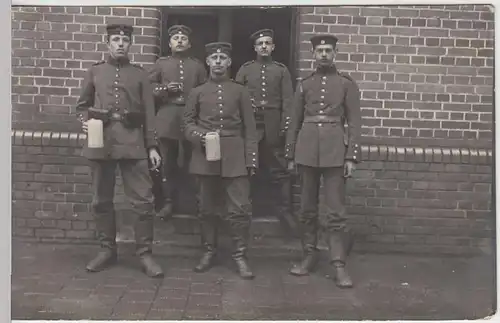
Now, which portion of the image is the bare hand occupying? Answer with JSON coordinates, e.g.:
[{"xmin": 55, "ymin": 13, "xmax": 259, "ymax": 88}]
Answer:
[
  {"xmin": 248, "ymin": 167, "xmax": 257, "ymax": 176},
  {"xmin": 287, "ymin": 161, "xmax": 295, "ymax": 172},
  {"xmin": 82, "ymin": 121, "xmax": 88, "ymax": 134},
  {"xmin": 344, "ymin": 160, "xmax": 355, "ymax": 178},
  {"xmin": 149, "ymin": 148, "xmax": 162, "ymax": 170},
  {"xmin": 200, "ymin": 135, "xmax": 206, "ymax": 146},
  {"xmin": 167, "ymin": 82, "xmax": 181, "ymax": 92}
]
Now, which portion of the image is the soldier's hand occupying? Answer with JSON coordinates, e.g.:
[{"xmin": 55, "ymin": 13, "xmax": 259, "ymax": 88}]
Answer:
[
  {"xmin": 167, "ymin": 82, "xmax": 181, "ymax": 92},
  {"xmin": 344, "ymin": 160, "xmax": 355, "ymax": 178},
  {"xmin": 81, "ymin": 121, "xmax": 88, "ymax": 134},
  {"xmin": 148, "ymin": 148, "xmax": 162, "ymax": 170},
  {"xmin": 200, "ymin": 135, "xmax": 207, "ymax": 146},
  {"xmin": 287, "ymin": 161, "xmax": 295, "ymax": 172}
]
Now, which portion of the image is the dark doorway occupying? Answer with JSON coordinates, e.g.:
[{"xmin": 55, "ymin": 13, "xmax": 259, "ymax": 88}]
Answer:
[
  {"xmin": 229, "ymin": 7, "xmax": 296, "ymax": 81},
  {"xmin": 158, "ymin": 7, "xmax": 297, "ymax": 216}
]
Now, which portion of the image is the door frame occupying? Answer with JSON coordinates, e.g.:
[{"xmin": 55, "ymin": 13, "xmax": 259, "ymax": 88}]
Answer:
[{"xmin": 159, "ymin": 7, "xmax": 299, "ymax": 81}]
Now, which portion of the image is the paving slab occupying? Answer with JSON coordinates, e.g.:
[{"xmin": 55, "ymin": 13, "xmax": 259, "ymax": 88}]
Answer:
[{"xmin": 11, "ymin": 239, "xmax": 495, "ymax": 321}]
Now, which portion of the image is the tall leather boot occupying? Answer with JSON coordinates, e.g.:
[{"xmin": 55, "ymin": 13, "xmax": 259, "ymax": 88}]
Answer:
[
  {"xmin": 194, "ymin": 217, "xmax": 218, "ymax": 273},
  {"xmin": 86, "ymin": 212, "xmax": 118, "ymax": 272},
  {"xmin": 328, "ymin": 231, "xmax": 353, "ymax": 288},
  {"xmin": 135, "ymin": 213, "xmax": 164, "ymax": 278},
  {"xmin": 289, "ymin": 228, "xmax": 319, "ymax": 276},
  {"xmin": 232, "ymin": 229, "xmax": 254, "ymax": 280}
]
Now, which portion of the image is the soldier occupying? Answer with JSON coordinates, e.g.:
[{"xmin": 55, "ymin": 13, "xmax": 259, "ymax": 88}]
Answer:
[
  {"xmin": 149, "ymin": 25, "xmax": 207, "ymax": 220},
  {"xmin": 285, "ymin": 34, "xmax": 361, "ymax": 288},
  {"xmin": 76, "ymin": 24, "xmax": 164, "ymax": 278},
  {"xmin": 183, "ymin": 42, "xmax": 258, "ymax": 279},
  {"xmin": 235, "ymin": 29, "xmax": 297, "ymax": 236}
]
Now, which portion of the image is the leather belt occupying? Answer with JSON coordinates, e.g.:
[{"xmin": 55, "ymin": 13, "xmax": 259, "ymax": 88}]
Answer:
[
  {"xmin": 303, "ymin": 115, "xmax": 342, "ymax": 123},
  {"xmin": 110, "ymin": 113, "xmax": 124, "ymax": 121}
]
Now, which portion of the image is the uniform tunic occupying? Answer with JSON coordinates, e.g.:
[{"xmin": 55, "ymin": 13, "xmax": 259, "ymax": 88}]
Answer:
[
  {"xmin": 235, "ymin": 59, "xmax": 293, "ymax": 145},
  {"xmin": 75, "ymin": 55, "xmax": 157, "ymax": 254},
  {"xmin": 285, "ymin": 65, "xmax": 361, "ymax": 166},
  {"xmin": 183, "ymin": 77, "xmax": 258, "ymax": 178},
  {"xmin": 76, "ymin": 56, "xmax": 157, "ymax": 160},
  {"xmin": 148, "ymin": 54, "xmax": 207, "ymax": 140}
]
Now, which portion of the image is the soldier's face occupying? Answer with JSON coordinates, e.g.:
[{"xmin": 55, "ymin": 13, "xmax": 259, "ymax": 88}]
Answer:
[
  {"xmin": 206, "ymin": 53, "xmax": 231, "ymax": 75},
  {"xmin": 313, "ymin": 44, "xmax": 337, "ymax": 66},
  {"xmin": 169, "ymin": 34, "xmax": 191, "ymax": 53},
  {"xmin": 107, "ymin": 34, "xmax": 131, "ymax": 58},
  {"xmin": 254, "ymin": 36, "xmax": 275, "ymax": 57}
]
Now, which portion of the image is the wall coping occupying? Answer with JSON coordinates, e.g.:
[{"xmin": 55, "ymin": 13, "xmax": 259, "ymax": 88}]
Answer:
[{"xmin": 11, "ymin": 129, "xmax": 493, "ymax": 165}]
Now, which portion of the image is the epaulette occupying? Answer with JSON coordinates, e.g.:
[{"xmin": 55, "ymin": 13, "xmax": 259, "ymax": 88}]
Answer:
[
  {"xmin": 301, "ymin": 72, "xmax": 315, "ymax": 82},
  {"xmin": 231, "ymin": 78, "xmax": 244, "ymax": 86},
  {"xmin": 93, "ymin": 60, "xmax": 105, "ymax": 66},
  {"xmin": 339, "ymin": 71, "xmax": 355, "ymax": 82},
  {"xmin": 242, "ymin": 60, "xmax": 254, "ymax": 67},
  {"xmin": 273, "ymin": 61, "xmax": 286, "ymax": 68},
  {"xmin": 188, "ymin": 56, "xmax": 202, "ymax": 64},
  {"xmin": 157, "ymin": 56, "xmax": 172, "ymax": 62}
]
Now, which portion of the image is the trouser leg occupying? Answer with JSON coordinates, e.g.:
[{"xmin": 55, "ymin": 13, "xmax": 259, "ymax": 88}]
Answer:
[
  {"xmin": 157, "ymin": 138, "xmax": 179, "ymax": 220},
  {"xmin": 323, "ymin": 167, "xmax": 353, "ymax": 288},
  {"xmin": 120, "ymin": 159, "xmax": 163, "ymax": 278},
  {"xmin": 289, "ymin": 165, "xmax": 320, "ymax": 276},
  {"xmin": 86, "ymin": 160, "xmax": 118, "ymax": 272},
  {"xmin": 266, "ymin": 143, "xmax": 297, "ymax": 237},
  {"xmin": 193, "ymin": 175, "xmax": 219, "ymax": 273},
  {"xmin": 224, "ymin": 176, "xmax": 254, "ymax": 279}
]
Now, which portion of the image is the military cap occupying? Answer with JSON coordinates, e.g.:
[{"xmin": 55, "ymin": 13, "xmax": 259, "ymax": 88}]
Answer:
[
  {"xmin": 168, "ymin": 25, "xmax": 192, "ymax": 37},
  {"xmin": 106, "ymin": 24, "xmax": 134, "ymax": 37},
  {"xmin": 310, "ymin": 34, "xmax": 338, "ymax": 48},
  {"xmin": 205, "ymin": 42, "xmax": 232, "ymax": 56},
  {"xmin": 250, "ymin": 29, "xmax": 274, "ymax": 42}
]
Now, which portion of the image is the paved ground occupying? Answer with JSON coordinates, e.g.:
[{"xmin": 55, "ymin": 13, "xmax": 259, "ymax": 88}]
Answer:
[{"xmin": 11, "ymin": 239, "xmax": 495, "ymax": 321}]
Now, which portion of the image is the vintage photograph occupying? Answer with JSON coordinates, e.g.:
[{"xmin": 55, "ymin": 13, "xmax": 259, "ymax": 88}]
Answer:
[{"xmin": 10, "ymin": 4, "xmax": 495, "ymax": 321}]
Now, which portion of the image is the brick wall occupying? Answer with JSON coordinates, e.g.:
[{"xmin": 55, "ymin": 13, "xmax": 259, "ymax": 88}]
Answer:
[
  {"xmin": 297, "ymin": 5, "xmax": 494, "ymax": 149},
  {"xmin": 10, "ymin": 5, "xmax": 495, "ymax": 255},
  {"xmin": 11, "ymin": 6, "xmax": 161, "ymax": 132}
]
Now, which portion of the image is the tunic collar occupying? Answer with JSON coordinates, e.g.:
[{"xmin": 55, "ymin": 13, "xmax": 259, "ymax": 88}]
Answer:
[
  {"xmin": 316, "ymin": 64, "xmax": 337, "ymax": 75},
  {"xmin": 209, "ymin": 74, "xmax": 230, "ymax": 84},
  {"xmin": 107, "ymin": 54, "xmax": 131, "ymax": 67},
  {"xmin": 256, "ymin": 56, "xmax": 272, "ymax": 64}
]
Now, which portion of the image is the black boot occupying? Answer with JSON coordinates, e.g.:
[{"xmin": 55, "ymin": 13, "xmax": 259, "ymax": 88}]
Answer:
[
  {"xmin": 289, "ymin": 248, "xmax": 319, "ymax": 276},
  {"xmin": 135, "ymin": 212, "xmax": 164, "ymax": 278},
  {"xmin": 328, "ymin": 232, "xmax": 353, "ymax": 288},
  {"xmin": 156, "ymin": 202, "xmax": 173, "ymax": 221},
  {"xmin": 87, "ymin": 211, "xmax": 118, "ymax": 272},
  {"xmin": 139, "ymin": 253, "xmax": 164, "ymax": 278},
  {"xmin": 86, "ymin": 248, "xmax": 117, "ymax": 272},
  {"xmin": 289, "ymin": 222, "xmax": 318, "ymax": 276},
  {"xmin": 232, "ymin": 230, "xmax": 254, "ymax": 280},
  {"xmin": 194, "ymin": 218, "xmax": 217, "ymax": 273}
]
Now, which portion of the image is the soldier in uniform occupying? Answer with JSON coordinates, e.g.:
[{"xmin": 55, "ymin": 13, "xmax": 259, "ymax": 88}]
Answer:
[
  {"xmin": 285, "ymin": 34, "xmax": 361, "ymax": 288},
  {"xmin": 76, "ymin": 24, "xmax": 164, "ymax": 278},
  {"xmin": 148, "ymin": 25, "xmax": 207, "ymax": 220},
  {"xmin": 235, "ymin": 29, "xmax": 297, "ymax": 236},
  {"xmin": 183, "ymin": 42, "xmax": 258, "ymax": 279}
]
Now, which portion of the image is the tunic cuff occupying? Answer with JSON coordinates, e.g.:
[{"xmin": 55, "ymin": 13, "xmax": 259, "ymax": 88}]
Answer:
[
  {"xmin": 284, "ymin": 142, "xmax": 295, "ymax": 160},
  {"xmin": 246, "ymin": 151, "xmax": 258, "ymax": 169},
  {"xmin": 345, "ymin": 143, "xmax": 361, "ymax": 163}
]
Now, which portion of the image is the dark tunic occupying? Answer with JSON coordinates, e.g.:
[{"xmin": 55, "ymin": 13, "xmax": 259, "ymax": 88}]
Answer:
[
  {"xmin": 75, "ymin": 55, "xmax": 157, "ymax": 160},
  {"xmin": 148, "ymin": 54, "xmax": 207, "ymax": 140},
  {"xmin": 285, "ymin": 65, "xmax": 361, "ymax": 167},
  {"xmin": 183, "ymin": 76, "xmax": 259, "ymax": 178},
  {"xmin": 235, "ymin": 58, "xmax": 294, "ymax": 146}
]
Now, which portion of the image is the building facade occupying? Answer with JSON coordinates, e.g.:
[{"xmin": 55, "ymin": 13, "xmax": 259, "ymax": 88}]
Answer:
[{"xmin": 11, "ymin": 5, "xmax": 494, "ymax": 255}]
